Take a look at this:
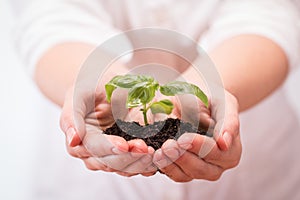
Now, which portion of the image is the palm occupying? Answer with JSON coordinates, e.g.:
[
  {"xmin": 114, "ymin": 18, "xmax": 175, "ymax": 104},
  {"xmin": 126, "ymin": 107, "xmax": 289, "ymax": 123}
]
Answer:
[{"xmin": 79, "ymin": 90, "xmax": 157, "ymax": 175}]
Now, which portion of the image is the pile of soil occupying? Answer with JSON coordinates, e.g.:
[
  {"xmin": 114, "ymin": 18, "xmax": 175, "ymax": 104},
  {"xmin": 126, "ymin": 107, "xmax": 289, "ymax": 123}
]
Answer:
[{"xmin": 103, "ymin": 118, "xmax": 208, "ymax": 150}]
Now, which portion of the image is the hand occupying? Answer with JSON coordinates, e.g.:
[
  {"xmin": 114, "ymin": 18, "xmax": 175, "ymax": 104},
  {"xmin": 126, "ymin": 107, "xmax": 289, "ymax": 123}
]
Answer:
[
  {"xmin": 152, "ymin": 90, "xmax": 241, "ymax": 182},
  {"xmin": 59, "ymin": 85, "xmax": 157, "ymax": 177}
]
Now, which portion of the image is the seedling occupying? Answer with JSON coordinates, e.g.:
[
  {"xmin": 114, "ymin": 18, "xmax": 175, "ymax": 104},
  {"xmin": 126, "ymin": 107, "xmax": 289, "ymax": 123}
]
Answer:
[{"xmin": 105, "ymin": 74, "xmax": 208, "ymax": 125}]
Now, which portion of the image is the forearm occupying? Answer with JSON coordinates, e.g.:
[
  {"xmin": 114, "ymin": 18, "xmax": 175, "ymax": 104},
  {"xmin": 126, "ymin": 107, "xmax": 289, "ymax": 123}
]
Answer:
[
  {"xmin": 35, "ymin": 43, "xmax": 96, "ymax": 106},
  {"xmin": 209, "ymin": 34, "xmax": 288, "ymax": 111},
  {"xmin": 35, "ymin": 42, "xmax": 128, "ymax": 107}
]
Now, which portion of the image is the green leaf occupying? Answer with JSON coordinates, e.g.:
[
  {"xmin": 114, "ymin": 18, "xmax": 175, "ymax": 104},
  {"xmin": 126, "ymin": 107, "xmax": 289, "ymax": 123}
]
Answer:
[
  {"xmin": 105, "ymin": 84, "xmax": 116, "ymax": 102},
  {"xmin": 109, "ymin": 74, "xmax": 147, "ymax": 88},
  {"xmin": 150, "ymin": 99, "xmax": 174, "ymax": 114},
  {"xmin": 127, "ymin": 81, "xmax": 159, "ymax": 108},
  {"xmin": 105, "ymin": 74, "xmax": 155, "ymax": 103},
  {"xmin": 160, "ymin": 81, "xmax": 209, "ymax": 107}
]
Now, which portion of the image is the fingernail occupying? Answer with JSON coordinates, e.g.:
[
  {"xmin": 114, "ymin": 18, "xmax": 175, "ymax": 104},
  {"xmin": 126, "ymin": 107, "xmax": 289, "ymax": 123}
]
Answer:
[
  {"xmin": 223, "ymin": 131, "xmax": 232, "ymax": 149},
  {"xmin": 154, "ymin": 158, "xmax": 168, "ymax": 168},
  {"xmin": 66, "ymin": 127, "xmax": 76, "ymax": 146},
  {"xmin": 177, "ymin": 134, "xmax": 193, "ymax": 150},
  {"xmin": 153, "ymin": 150, "xmax": 168, "ymax": 168},
  {"xmin": 164, "ymin": 148, "xmax": 180, "ymax": 159}
]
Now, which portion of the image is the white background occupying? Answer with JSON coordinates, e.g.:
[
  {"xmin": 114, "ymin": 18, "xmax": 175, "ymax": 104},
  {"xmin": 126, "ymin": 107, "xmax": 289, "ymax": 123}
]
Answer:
[
  {"xmin": 1, "ymin": 0, "xmax": 300, "ymax": 199},
  {"xmin": 0, "ymin": 1, "xmax": 62, "ymax": 199}
]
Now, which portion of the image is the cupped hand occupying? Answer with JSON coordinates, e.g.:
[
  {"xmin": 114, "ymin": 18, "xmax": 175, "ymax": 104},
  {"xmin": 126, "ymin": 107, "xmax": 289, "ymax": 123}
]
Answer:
[
  {"xmin": 60, "ymin": 86, "xmax": 157, "ymax": 177},
  {"xmin": 153, "ymin": 90, "xmax": 242, "ymax": 182}
]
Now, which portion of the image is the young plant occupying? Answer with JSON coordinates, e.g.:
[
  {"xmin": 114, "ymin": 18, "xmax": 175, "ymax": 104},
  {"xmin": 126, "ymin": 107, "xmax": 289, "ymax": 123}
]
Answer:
[{"xmin": 105, "ymin": 74, "xmax": 208, "ymax": 125}]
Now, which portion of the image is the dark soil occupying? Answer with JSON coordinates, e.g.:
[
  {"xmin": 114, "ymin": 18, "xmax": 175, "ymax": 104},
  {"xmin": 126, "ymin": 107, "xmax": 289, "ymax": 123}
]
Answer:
[{"xmin": 103, "ymin": 118, "xmax": 208, "ymax": 150}]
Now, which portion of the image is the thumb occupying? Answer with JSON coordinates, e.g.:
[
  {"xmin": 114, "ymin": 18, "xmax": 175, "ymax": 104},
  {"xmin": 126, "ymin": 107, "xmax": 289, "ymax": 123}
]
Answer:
[
  {"xmin": 212, "ymin": 92, "xmax": 240, "ymax": 151},
  {"xmin": 60, "ymin": 88, "xmax": 88, "ymax": 147}
]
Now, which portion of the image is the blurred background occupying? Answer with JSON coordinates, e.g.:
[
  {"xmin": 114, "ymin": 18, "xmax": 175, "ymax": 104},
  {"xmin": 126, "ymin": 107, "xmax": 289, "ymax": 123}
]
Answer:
[
  {"xmin": 0, "ymin": 1, "xmax": 62, "ymax": 199},
  {"xmin": 1, "ymin": 0, "xmax": 300, "ymax": 199}
]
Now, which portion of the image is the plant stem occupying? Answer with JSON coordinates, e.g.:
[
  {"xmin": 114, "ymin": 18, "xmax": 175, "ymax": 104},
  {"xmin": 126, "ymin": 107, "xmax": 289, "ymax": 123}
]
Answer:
[{"xmin": 142, "ymin": 104, "xmax": 149, "ymax": 126}]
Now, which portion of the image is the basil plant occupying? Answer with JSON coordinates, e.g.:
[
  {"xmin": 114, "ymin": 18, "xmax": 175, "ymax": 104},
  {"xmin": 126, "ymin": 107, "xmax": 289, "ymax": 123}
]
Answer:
[{"xmin": 105, "ymin": 74, "xmax": 208, "ymax": 125}]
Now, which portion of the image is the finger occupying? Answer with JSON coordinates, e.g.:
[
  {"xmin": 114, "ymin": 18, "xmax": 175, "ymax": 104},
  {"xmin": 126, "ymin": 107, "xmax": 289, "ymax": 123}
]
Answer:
[
  {"xmin": 122, "ymin": 154, "xmax": 157, "ymax": 174},
  {"xmin": 110, "ymin": 88, "xmax": 130, "ymax": 121},
  {"xmin": 212, "ymin": 92, "xmax": 240, "ymax": 151},
  {"xmin": 159, "ymin": 163, "xmax": 193, "ymax": 183},
  {"xmin": 161, "ymin": 138, "xmax": 222, "ymax": 180},
  {"xmin": 83, "ymin": 126, "xmax": 129, "ymax": 157},
  {"xmin": 177, "ymin": 133, "xmax": 218, "ymax": 158},
  {"xmin": 176, "ymin": 95, "xmax": 212, "ymax": 124},
  {"xmin": 98, "ymin": 153, "xmax": 142, "ymax": 171},
  {"xmin": 153, "ymin": 149, "xmax": 173, "ymax": 169},
  {"xmin": 87, "ymin": 102, "xmax": 114, "ymax": 130},
  {"xmin": 176, "ymin": 94, "xmax": 200, "ymax": 126},
  {"xmin": 145, "ymin": 163, "xmax": 158, "ymax": 174},
  {"xmin": 198, "ymin": 105, "xmax": 216, "ymax": 131},
  {"xmin": 174, "ymin": 95, "xmax": 215, "ymax": 133},
  {"xmin": 178, "ymin": 133, "xmax": 240, "ymax": 169},
  {"xmin": 60, "ymin": 88, "xmax": 89, "ymax": 147},
  {"xmin": 66, "ymin": 144, "xmax": 91, "ymax": 158},
  {"xmin": 128, "ymin": 139, "xmax": 149, "ymax": 155},
  {"xmin": 161, "ymin": 139, "xmax": 182, "ymax": 161},
  {"xmin": 153, "ymin": 148, "xmax": 190, "ymax": 182},
  {"xmin": 141, "ymin": 170, "xmax": 157, "ymax": 177},
  {"xmin": 115, "ymin": 171, "xmax": 139, "ymax": 177},
  {"xmin": 121, "ymin": 142, "xmax": 156, "ymax": 173},
  {"xmin": 172, "ymin": 150, "xmax": 223, "ymax": 181},
  {"xmin": 82, "ymin": 157, "xmax": 115, "ymax": 172}
]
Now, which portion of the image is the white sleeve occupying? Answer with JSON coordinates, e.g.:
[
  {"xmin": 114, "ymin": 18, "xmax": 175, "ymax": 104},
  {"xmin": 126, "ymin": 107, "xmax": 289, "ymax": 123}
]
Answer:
[
  {"xmin": 199, "ymin": 0, "xmax": 300, "ymax": 70},
  {"xmin": 12, "ymin": 0, "xmax": 120, "ymax": 76}
]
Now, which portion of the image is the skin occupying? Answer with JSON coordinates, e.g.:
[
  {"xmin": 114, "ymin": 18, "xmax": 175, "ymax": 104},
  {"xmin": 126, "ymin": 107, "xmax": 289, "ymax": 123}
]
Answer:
[{"xmin": 35, "ymin": 34, "xmax": 288, "ymax": 181}]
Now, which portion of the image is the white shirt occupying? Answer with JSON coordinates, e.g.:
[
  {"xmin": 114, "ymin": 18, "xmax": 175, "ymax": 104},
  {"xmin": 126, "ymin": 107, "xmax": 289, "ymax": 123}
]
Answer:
[{"xmin": 12, "ymin": 0, "xmax": 300, "ymax": 200}]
